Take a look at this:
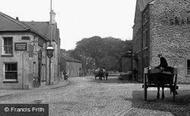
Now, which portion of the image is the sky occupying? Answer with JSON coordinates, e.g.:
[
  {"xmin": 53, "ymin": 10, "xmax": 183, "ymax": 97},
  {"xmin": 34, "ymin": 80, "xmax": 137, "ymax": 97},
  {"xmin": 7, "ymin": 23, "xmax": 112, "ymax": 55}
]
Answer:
[{"xmin": 0, "ymin": 0, "xmax": 136, "ymax": 50}]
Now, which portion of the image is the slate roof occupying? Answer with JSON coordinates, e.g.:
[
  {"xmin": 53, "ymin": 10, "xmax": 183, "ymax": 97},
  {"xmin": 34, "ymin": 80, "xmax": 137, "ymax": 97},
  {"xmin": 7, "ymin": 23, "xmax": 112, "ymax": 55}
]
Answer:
[
  {"xmin": 137, "ymin": 0, "xmax": 154, "ymax": 11},
  {"xmin": 23, "ymin": 21, "xmax": 59, "ymax": 42},
  {"xmin": 0, "ymin": 12, "xmax": 29, "ymax": 31},
  {"xmin": 0, "ymin": 12, "xmax": 59, "ymax": 42},
  {"xmin": 23, "ymin": 21, "xmax": 49, "ymax": 37},
  {"xmin": 62, "ymin": 55, "xmax": 81, "ymax": 63}
]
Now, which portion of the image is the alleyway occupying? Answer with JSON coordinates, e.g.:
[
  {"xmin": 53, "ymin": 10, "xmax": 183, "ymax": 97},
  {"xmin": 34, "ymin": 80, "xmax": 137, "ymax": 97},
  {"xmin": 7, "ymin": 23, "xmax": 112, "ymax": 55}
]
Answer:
[{"xmin": 0, "ymin": 76, "xmax": 190, "ymax": 116}]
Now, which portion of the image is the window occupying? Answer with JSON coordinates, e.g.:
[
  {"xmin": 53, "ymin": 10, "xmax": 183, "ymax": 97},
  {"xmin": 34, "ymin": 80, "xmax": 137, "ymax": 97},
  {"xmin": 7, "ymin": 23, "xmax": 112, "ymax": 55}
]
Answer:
[
  {"xmin": 4, "ymin": 63, "xmax": 17, "ymax": 81},
  {"xmin": 2, "ymin": 37, "xmax": 13, "ymax": 55},
  {"xmin": 187, "ymin": 60, "xmax": 190, "ymax": 75},
  {"xmin": 22, "ymin": 36, "xmax": 30, "ymax": 40}
]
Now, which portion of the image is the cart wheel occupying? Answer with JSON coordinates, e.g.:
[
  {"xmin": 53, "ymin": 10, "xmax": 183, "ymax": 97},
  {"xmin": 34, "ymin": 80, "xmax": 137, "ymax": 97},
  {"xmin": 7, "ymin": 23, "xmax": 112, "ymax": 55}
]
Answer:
[
  {"xmin": 144, "ymin": 73, "xmax": 148, "ymax": 101},
  {"xmin": 173, "ymin": 86, "xmax": 176, "ymax": 102},
  {"xmin": 144, "ymin": 85, "xmax": 147, "ymax": 101},
  {"xmin": 173, "ymin": 93, "xmax": 175, "ymax": 102}
]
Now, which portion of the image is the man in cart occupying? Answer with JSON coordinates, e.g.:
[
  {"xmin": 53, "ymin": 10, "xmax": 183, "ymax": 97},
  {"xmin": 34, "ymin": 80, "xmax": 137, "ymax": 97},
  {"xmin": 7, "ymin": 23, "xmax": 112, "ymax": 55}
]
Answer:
[{"xmin": 152, "ymin": 54, "xmax": 177, "ymax": 95}]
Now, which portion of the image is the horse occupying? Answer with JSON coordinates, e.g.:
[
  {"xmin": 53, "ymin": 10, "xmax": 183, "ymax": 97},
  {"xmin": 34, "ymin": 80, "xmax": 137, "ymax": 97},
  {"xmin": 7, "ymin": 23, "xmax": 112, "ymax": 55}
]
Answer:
[{"xmin": 148, "ymin": 67, "xmax": 177, "ymax": 100}]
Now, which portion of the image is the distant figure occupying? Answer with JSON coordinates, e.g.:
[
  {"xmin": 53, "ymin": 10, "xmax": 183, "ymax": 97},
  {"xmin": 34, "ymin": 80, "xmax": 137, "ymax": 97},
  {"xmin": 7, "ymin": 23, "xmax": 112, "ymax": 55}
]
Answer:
[
  {"xmin": 102, "ymin": 67, "xmax": 108, "ymax": 80},
  {"xmin": 79, "ymin": 68, "xmax": 82, "ymax": 77},
  {"xmin": 133, "ymin": 68, "xmax": 138, "ymax": 81},
  {"xmin": 102, "ymin": 67, "xmax": 106, "ymax": 73},
  {"xmin": 63, "ymin": 70, "xmax": 68, "ymax": 80}
]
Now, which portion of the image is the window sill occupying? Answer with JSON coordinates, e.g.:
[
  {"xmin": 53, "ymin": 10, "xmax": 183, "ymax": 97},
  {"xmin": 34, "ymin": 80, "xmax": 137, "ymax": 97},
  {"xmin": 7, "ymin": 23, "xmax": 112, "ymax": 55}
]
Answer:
[
  {"xmin": 1, "ymin": 54, "xmax": 13, "ymax": 57},
  {"xmin": 3, "ymin": 80, "xmax": 18, "ymax": 83}
]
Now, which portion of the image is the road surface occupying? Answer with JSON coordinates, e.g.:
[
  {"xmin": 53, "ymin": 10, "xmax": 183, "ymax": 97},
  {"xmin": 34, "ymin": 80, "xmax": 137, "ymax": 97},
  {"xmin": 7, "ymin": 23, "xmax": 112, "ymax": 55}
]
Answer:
[{"xmin": 0, "ymin": 76, "xmax": 190, "ymax": 116}]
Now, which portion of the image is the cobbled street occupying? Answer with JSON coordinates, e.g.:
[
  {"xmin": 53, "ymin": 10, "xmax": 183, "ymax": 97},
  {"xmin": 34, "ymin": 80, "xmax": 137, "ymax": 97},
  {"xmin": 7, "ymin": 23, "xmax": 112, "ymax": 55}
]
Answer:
[{"xmin": 0, "ymin": 76, "xmax": 190, "ymax": 116}]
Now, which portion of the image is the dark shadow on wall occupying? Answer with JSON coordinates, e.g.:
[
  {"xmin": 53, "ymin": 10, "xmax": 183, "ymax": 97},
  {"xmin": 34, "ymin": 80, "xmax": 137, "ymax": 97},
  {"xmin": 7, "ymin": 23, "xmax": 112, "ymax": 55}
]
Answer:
[{"xmin": 122, "ymin": 89, "xmax": 190, "ymax": 116}]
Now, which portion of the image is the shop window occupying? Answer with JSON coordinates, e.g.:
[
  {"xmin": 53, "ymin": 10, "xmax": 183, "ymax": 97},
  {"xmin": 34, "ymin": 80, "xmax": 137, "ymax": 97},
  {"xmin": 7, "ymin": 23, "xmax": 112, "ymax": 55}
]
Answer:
[
  {"xmin": 2, "ymin": 37, "xmax": 13, "ymax": 55},
  {"xmin": 4, "ymin": 63, "xmax": 17, "ymax": 81}
]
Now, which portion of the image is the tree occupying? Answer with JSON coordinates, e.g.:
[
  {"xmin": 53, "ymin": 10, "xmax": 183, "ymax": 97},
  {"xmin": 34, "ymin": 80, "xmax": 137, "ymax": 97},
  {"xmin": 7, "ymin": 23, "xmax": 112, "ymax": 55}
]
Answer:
[{"xmin": 69, "ymin": 36, "xmax": 132, "ymax": 72}]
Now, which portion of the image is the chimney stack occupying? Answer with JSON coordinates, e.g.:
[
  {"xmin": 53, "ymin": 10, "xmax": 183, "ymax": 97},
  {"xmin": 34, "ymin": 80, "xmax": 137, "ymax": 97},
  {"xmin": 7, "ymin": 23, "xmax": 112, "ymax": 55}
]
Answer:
[
  {"xmin": 50, "ymin": 10, "xmax": 56, "ymax": 24},
  {"xmin": 16, "ymin": 17, "xmax": 19, "ymax": 21}
]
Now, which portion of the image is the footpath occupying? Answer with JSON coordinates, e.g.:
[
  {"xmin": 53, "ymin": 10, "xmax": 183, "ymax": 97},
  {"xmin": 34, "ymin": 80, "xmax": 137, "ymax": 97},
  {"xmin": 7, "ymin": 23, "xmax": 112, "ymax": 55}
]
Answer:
[{"xmin": 0, "ymin": 79, "xmax": 70, "ymax": 98}]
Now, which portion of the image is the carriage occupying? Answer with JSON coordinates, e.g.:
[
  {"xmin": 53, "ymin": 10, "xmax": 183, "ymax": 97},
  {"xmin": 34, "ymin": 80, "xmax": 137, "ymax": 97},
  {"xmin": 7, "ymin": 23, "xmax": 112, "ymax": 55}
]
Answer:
[
  {"xmin": 142, "ymin": 66, "xmax": 178, "ymax": 101},
  {"xmin": 94, "ymin": 68, "xmax": 108, "ymax": 80}
]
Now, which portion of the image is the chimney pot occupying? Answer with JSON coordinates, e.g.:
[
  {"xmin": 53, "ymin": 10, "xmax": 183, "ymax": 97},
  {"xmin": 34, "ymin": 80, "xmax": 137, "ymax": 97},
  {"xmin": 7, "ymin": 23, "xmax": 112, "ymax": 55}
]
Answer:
[{"xmin": 16, "ymin": 17, "xmax": 19, "ymax": 20}]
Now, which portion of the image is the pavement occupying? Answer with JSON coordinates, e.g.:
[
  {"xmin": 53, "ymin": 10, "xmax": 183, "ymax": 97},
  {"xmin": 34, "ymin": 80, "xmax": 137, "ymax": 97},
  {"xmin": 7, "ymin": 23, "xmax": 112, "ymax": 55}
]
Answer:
[{"xmin": 0, "ymin": 79, "xmax": 70, "ymax": 98}]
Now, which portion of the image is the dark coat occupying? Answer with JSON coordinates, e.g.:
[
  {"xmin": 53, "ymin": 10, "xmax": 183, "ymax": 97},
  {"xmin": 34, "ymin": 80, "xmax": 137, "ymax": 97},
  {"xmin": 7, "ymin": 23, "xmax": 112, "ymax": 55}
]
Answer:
[{"xmin": 159, "ymin": 57, "xmax": 168, "ymax": 68}]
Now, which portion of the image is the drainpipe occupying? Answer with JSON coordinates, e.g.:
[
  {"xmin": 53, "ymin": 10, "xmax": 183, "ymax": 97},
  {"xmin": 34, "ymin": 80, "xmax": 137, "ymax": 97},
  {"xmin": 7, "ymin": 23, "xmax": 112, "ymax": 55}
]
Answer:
[
  {"xmin": 141, "ymin": 11, "xmax": 144, "ymax": 82},
  {"xmin": 22, "ymin": 52, "xmax": 24, "ymax": 89}
]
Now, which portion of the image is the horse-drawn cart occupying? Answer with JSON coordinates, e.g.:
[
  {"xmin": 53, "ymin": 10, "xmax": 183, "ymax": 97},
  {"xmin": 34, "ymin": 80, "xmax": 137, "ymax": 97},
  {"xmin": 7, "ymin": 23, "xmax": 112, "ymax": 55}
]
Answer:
[
  {"xmin": 94, "ymin": 68, "xmax": 108, "ymax": 80},
  {"xmin": 142, "ymin": 67, "xmax": 178, "ymax": 101}
]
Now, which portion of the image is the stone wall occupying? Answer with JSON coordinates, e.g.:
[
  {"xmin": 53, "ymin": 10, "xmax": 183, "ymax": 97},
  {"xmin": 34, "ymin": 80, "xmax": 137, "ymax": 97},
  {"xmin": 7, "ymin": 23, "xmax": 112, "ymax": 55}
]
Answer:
[
  {"xmin": 133, "ymin": 1, "xmax": 144, "ymax": 81},
  {"xmin": 0, "ymin": 33, "xmax": 46, "ymax": 89},
  {"xmin": 150, "ymin": 0, "xmax": 190, "ymax": 83},
  {"xmin": 66, "ymin": 62, "xmax": 82, "ymax": 77}
]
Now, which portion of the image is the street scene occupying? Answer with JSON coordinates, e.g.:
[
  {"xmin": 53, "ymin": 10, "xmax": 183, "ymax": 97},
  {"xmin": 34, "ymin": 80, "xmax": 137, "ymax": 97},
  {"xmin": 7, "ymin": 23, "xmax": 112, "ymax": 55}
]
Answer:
[
  {"xmin": 0, "ymin": 76, "xmax": 189, "ymax": 116},
  {"xmin": 1, "ymin": 0, "xmax": 190, "ymax": 116}
]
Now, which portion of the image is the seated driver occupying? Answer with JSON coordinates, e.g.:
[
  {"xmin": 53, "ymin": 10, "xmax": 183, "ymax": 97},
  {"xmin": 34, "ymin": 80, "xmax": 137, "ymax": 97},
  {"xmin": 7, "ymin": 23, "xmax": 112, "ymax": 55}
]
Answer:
[
  {"xmin": 156, "ymin": 54, "xmax": 168, "ymax": 71},
  {"xmin": 155, "ymin": 54, "xmax": 177, "ymax": 94}
]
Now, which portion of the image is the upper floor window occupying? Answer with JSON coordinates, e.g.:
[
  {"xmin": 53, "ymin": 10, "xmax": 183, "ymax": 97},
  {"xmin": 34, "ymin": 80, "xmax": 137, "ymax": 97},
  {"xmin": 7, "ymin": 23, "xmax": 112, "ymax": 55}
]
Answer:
[
  {"xmin": 2, "ymin": 37, "xmax": 13, "ymax": 55},
  {"xmin": 22, "ymin": 36, "xmax": 30, "ymax": 40}
]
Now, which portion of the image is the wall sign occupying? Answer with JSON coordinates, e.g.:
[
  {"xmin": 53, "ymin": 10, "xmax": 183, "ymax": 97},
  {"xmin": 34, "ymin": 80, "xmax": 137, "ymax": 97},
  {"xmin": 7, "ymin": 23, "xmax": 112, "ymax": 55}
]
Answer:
[{"xmin": 15, "ymin": 42, "xmax": 27, "ymax": 51}]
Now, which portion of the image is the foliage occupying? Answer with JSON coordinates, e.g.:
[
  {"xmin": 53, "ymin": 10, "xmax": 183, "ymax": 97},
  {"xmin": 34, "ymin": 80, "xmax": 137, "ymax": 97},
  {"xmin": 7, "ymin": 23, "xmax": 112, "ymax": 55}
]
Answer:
[{"xmin": 68, "ymin": 36, "xmax": 132, "ymax": 72}]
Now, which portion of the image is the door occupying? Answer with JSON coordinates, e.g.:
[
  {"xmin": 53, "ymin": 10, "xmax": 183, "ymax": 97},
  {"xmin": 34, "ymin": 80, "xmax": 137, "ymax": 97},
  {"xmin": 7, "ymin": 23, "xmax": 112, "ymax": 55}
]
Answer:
[{"xmin": 38, "ymin": 50, "xmax": 42, "ymax": 86}]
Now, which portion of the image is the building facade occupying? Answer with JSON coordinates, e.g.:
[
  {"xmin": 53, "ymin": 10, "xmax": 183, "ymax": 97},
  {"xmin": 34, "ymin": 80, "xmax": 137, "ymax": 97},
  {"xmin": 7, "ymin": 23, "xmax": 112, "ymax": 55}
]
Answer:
[
  {"xmin": 60, "ymin": 54, "xmax": 82, "ymax": 77},
  {"xmin": 120, "ymin": 52, "xmax": 132, "ymax": 73},
  {"xmin": 0, "ymin": 12, "xmax": 60, "ymax": 89},
  {"xmin": 133, "ymin": 0, "xmax": 190, "ymax": 83}
]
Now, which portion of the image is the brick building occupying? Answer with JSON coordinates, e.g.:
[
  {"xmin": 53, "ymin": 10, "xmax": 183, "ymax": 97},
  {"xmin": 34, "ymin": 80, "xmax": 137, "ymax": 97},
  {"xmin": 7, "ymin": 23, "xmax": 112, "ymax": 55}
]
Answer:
[
  {"xmin": 0, "ymin": 11, "xmax": 60, "ymax": 89},
  {"xmin": 133, "ymin": 0, "xmax": 190, "ymax": 83}
]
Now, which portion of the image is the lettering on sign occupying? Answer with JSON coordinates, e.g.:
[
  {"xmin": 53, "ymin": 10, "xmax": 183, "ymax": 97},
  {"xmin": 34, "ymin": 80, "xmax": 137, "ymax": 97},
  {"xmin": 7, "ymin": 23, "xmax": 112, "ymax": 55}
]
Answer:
[{"xmin": 15, "ymin": 43, "xmax": 27, "ymax": 51}]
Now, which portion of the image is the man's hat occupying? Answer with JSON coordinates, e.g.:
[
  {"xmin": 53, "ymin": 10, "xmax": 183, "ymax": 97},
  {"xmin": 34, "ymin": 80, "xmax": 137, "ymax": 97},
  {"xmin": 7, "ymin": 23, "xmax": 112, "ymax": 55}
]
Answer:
[{"xmin": 157, "ymin": 53, "xmax": 162, "ymax": 57}]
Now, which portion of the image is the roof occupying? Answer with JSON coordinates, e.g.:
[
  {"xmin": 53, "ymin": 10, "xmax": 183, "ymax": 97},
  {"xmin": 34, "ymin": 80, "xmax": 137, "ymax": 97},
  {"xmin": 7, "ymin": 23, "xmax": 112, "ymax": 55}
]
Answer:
[
  {"xmin": 137, "ymin": 0, "xmax": 154, "ymax": 11},
  {"xmin": 23, "ymin": 21, "xmax": 59, "ymax": 43},
  {"xmin": 62, "ymin": 55, "xmax": 82, "ymax": 63},
  {"xmin": 0, "ymin": 12, "xmax": 29, "ymax": 32},
  {"xmin": 0, "ymin": 12, "xmax": 59, "ymax": 42},
  {"xmin": 133, "ymin": 0, "xmax": 155, "ymax": 32},
  {"xmin": 22, "ymin": 21, "xmax": 49, "ymax": 37}
]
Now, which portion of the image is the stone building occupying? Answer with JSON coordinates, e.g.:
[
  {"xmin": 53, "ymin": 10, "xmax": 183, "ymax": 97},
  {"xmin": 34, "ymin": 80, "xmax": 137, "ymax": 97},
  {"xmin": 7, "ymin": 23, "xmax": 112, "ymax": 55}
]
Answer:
[
  {"xmin": 60, "ymin": 53, "xmax": 82, "ymax": 77},
  {"xmin": 0, "ymin": 11, "xmax": 60, "ymax": 89},
  {"xmin": 133, "ymin": 0, "xmax": 190, "ymax": 83},
  {"xmin": 120, "ymin": 52, "xmax": 132, "ymax": 73}
]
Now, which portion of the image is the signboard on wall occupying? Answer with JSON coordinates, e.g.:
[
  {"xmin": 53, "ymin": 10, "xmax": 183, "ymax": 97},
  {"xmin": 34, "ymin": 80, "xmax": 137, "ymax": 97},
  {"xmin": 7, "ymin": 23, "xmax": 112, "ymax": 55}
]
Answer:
[{"xmin": 15, "ymin": 42, "xmax": 27, "ymax": 51}]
